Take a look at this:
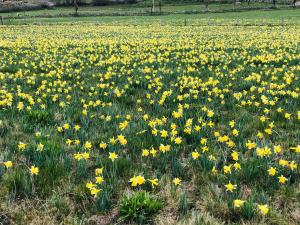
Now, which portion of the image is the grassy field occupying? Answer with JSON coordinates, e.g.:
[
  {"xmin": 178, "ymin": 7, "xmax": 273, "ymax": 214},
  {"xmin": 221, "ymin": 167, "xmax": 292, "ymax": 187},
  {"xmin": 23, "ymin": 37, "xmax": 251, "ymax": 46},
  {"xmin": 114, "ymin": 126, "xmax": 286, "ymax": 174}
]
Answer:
[
  {"xmin": 0, "ymin": 2, "xmax": 289, "ymax": 16},
  {"xmin": 1, "ymin": 8, "xmax": 300, "ymax": 25},
  {"xmin": 0, "ymin": 5, "xmax": 300, "ymax": 225}
]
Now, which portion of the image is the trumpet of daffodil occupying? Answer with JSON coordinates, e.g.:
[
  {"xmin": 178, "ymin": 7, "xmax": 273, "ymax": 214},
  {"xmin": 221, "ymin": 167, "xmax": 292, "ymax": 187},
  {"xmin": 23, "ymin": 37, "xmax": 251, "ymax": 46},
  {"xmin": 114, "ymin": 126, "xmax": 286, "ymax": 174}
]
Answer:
[
  {"xmin": 225, "ymin": 182, "xmax": 237, "ymax": 192},
  {"xmin": 66, "ymin": 139, "xmax": 73, "ymax": 146},
  {"xmin": 82, "ymin": 152, "xmax": 90, "ymax": 160},
  {"xmin": 95, "ymin": 176, "xmax": 104, "ymax": 184},
  {"xmin": 150, "ymin": 148, "xmax": 157, "ymax": 157},
  {"xmin": 142, "ymin": 149, "xmax": 149, "ymax": 157},
  {"xmin": 200, "ymin": 138, "xmax": 207, "ymax": 145},
  {"xmin": 211, "ymin": 166, "xmax": 218, "ymax": 174},
  {"xmin": 99, "ymin": 142, "xmax": 107, "ymax": 149},
  {"xmin": 109, "ymin": 152, "xmax": 118, "ymax": 162},
  {"xmin": 229, "ymin": 120, "xmax": 235, "ymax": 128},
  {"xmin": 284, "ymin": 113, "xmax": 291, "ymax": 120},
  {"xmin": 288, "ymin": 161, "xmax": 297, "ymax": 170},
  {"xmin": 245, "ymin": 141, "xmax": 256, "ymax": 150},
  {"xmin": 233, "ymin": 162, "xmax": 241, "ymax": 170},
  {"xmin": 173, "ymin": 177, "xmax": 181, "ymax": 186},
  {"xmin": 18, "ymin": 142, "xmax": 26, "ymax": 151},
  {"xmin": 231, "ymin": 151, "xmax": 239, "ymax": 161},
  {"xmin": 257, "ymin": 204, "xmax": 269, "ymax": 215},
  {"xmin": 268, "ymin": 167, "xmax": 277, "ymax": 176},
  {"xmin": 119, "ymin": 120, "xmax": 129, "ymax": 130},
  {"xmin": 17, "ymin": 102, "xmax": 24, "ymax": 111},
  {"xmin": 207, "ymin": 110, "xmax": 214, "ymax": 117},
  {"xmin": 264, "ymin": 128, "xmax": 272, "ymax": 135},
  {"xmin": 279, "ymin": 159, "xmax": 288, "ymax": 167},
  {"xmin": 273, "ymin": 145, "xmax": 282, "ymax": 154},
  {"xmin": 174, "ymin": 137, "xmax": 182, "ymax": 144},
  {"xmin": 95, "ymin": 168, "xmax": 103, "ymax": 176},
  {"xmin": 84, "ymin": 141, "xmax": 92, "ymax": 150},
  {"xmin": 74, "ymin": 124, "xmax": 81, "ymax": 131},
  {"xmin": 257, "ymin": 132, "xmax": 264, "ymax": 139},
  {"xmin": 290, "ymin": 145, "xmax": 300, "ymax": 153},
  {"xmin": 117, "ymin": 134, "xmax": 127, "ymax": 145},
  {"xmin": 30, "ymin": 166, "xmax": 39, "ymax": 175},
  {"xmin": 160, "ymin": 130, "xmax": 168, "ymax": 138},
  {"xmin": 227, "ymin": 140, "xmax": 235, "ymax": 148},
  {"xmin": 201, "ymin": 146, "xmax": 209, "ymax": 153},
  {"xmin": 232, "ymin": 129, "xmax": 239, "ymax": 136},
  {"xmin": 90, "ymin": 188, "xmax": 101, "ymax": 197},
  {"xmin": 233, "ymin": 199, "xmax": 245, "ymax": 208},
  {"xmin": 3, "ymin": 161, "xmax": 13, "ymax": 168},
  {"xmin": 110, "ymin": 137, "xmax": 117, "ymax": 145},
  {"xmin": 278, "ymin": 175, "xmax": 288, "ymax": 184},
  {"xmin": 36, "ymin": 143, "xmax": 44, "ymax": 151},
  {"xmin": 214, "ymin": 131, "xmax": 220, "ymax": 137},
  {"xmin": 82, "ymin": 109, "xmax": 88, "ymax": 115},
  {"xmin": 192, "ymin": 151, "xmax": 200, "ymax": 160},
  {"xmin": 223, "ymin": 165, "xmax": 232, "ymax": 174},
  {"xmin": 63, "ymin": 123, "xmax": 70, "ymax": 130},
  {"xmin": 86, "ymin": 182, "xmax": 96, "ymax": 190}
]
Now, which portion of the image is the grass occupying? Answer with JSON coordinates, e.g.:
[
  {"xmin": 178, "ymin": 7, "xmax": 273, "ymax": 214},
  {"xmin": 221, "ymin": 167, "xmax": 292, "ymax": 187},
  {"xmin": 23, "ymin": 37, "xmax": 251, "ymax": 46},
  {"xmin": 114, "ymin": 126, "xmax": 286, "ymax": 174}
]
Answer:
[
  {"xmin": 0, "ymin": 4, "xmax": 300, "ymax": 225},
  {"xmin": 0, "ymin": 2, "xmax": 290, "ymax": 16},
  {"xmin": 1, "ymin": 8, "xmax": 300, "ymax": 25}
]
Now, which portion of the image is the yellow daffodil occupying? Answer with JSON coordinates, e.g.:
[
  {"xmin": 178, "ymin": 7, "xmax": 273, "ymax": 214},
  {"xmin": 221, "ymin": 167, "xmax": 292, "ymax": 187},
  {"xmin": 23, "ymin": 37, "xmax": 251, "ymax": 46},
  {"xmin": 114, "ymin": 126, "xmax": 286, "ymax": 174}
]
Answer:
[
  {"xmin": 3, "ymin": 161, "xmax": 13, "ymax": 168},
  {"xmin": 30, "ymin": 166, "xmax": 39, "ymax": 175},
  {"xmin": 109, "ymin": 152, "xmax": 118, "ymax": 162},
  {"xmin": 225, "ymin": 182, "xmax": 237, "ymax": 192},
  {"xmin": 257, "ymin": 204, "xmax": 269, "ymax": 215},
  {"xmin": 173, "ymin": 178, "xmax": 181, "ymax": 186}
]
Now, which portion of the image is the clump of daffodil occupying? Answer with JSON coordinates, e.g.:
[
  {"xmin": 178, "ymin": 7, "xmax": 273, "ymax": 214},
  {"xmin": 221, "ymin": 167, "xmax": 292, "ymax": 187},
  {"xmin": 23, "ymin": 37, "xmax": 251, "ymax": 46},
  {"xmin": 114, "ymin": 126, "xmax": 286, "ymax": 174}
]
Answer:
[{"xmin": 130, "ymin": 175, "xmax": 145, "ymax": 187}]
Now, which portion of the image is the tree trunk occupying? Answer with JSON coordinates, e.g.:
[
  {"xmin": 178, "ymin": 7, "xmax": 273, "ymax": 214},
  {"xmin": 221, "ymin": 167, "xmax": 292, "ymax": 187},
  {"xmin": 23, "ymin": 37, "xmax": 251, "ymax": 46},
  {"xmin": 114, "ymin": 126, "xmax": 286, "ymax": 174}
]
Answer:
[
  {"xmin": 159, "ymin": 0, "xmax": 162, "ymax": 14},
  {"xmin": 74, "ymin": 0, "xmax": 79, "ymax": 16},
  {"xmin": 205, "ymin": 0, "xmax": 209, "ymax": 11},
  {"xmin": 152, "ymin": 0, "xmax": 155, "ymax": 13}
]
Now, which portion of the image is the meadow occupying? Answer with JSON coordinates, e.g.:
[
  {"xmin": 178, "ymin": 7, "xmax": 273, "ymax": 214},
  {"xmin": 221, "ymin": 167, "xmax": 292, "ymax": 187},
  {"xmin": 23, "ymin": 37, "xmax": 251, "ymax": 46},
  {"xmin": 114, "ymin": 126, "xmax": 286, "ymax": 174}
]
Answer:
[{"xmin": 0, "ymin": 7, "xmax": 300, "ymax": 225}]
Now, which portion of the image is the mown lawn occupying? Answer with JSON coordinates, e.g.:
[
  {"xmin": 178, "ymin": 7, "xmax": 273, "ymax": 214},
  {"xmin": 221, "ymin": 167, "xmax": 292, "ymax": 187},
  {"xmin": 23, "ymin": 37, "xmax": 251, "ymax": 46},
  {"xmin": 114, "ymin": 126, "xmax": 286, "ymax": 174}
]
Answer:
[{"xmin": 1, "ymin": 8, "xmax": 300, "ymax": 25}]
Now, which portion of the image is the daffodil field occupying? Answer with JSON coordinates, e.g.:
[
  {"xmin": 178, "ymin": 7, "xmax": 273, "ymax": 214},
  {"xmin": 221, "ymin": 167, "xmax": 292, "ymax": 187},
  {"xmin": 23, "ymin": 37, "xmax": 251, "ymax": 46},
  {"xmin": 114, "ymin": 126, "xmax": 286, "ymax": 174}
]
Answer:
[{"xmin": 0, "ymin": 24, "xmax": 299, "ymax": 224}]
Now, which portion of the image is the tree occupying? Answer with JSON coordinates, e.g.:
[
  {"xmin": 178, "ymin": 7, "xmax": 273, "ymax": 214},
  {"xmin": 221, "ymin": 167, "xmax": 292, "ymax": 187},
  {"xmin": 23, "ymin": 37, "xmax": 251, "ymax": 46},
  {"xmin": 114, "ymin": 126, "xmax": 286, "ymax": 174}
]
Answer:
[
  {"xmin": 159, "ymin": 0, "xmax": 162, "ymax": 14},
  {"xmin": 152, "ymin": 0, "xmax": 155, "ymax": 13},
  {"xmin": 205, "ymin": 0, "xmax": 210, "ymax": 11},
  {"xmin": 73, "ymin": 0, "xmax": 79, "ymax": 16},
  {"xmin": 272, "ymin": 0, "xmax": 276, "ymax": 7}
]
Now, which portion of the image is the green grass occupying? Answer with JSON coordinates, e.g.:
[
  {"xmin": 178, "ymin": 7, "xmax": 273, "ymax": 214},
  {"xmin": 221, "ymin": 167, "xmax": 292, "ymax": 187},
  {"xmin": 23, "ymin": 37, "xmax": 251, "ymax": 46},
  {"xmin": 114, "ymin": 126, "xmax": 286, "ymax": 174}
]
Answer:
[
  {"xmin": 1, "ymin": 8, "xmax": 300, "ymax": 25},
  {"xmin": 0, "ymin": 2, "xmax": 289, "ymax": 17}
]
